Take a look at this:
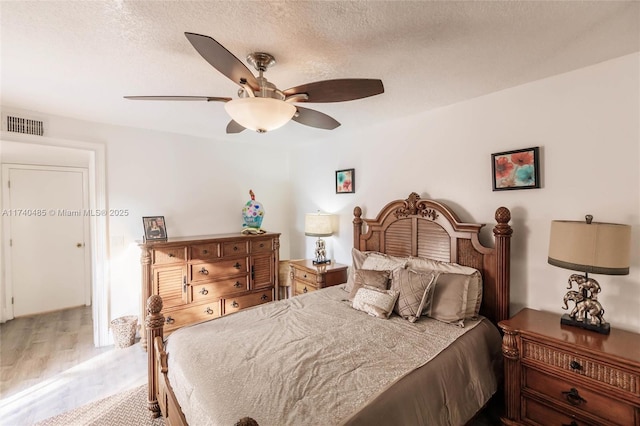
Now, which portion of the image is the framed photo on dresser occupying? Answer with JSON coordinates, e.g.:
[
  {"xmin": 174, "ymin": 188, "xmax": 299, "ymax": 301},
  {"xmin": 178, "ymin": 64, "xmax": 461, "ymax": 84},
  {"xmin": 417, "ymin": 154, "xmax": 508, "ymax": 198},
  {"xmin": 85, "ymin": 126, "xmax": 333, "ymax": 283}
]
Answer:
[{"xmin": 143, "ymin": 216, "xmax": 167, "ymax": 241}]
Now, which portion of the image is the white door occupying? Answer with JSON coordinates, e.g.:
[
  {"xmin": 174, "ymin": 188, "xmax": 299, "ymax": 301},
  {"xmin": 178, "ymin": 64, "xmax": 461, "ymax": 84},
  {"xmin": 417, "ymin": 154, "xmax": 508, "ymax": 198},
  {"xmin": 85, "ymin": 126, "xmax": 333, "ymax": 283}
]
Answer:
[{"xmin": 6, "ymin": 166, "xmax": 90, "ymax": 317}]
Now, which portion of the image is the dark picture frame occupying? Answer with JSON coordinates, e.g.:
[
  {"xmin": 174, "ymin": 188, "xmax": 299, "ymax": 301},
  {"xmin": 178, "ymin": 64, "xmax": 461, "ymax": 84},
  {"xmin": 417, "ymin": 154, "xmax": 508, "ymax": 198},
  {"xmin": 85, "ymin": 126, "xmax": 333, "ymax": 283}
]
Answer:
[
  {"xmin": 143, "ymin": 216, "xmax": 168, "ymax": 241},
  {"xmin": 336, "ymin": 169, "xmax": 355, "ymax": 194},
  {"xmin": 491, "ymin": 147, "xmax": 540, "ymax": 191}
]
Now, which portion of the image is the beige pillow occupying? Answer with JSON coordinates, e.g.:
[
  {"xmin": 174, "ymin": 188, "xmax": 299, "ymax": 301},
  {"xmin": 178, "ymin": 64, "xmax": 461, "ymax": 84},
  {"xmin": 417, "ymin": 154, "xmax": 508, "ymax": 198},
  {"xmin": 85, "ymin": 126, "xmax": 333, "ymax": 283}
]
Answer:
[
  {"xmin": 352, "ymin": 286, "xmax": 400, "ymax": 319},
  {"xmin": 344, "ymin": 248, "xmax": 371, "ymax": 293},
  {"xmin": 349, "ymin": 269, "xmax": 391, "ymax": 301},
  {"xmin": 391, "ymin": 268, "xmax": 438, "ymax": 322},
  {"xmin": 407, "ymin": 256, "xmax": 483, "ymax": 319},
  {"xmin": 361, "ymin": 252, "xmax": 408, "ymax": 272},
  {"xmin": 424, "ymin": 273, "xmax": 475, "ymax": 327}
]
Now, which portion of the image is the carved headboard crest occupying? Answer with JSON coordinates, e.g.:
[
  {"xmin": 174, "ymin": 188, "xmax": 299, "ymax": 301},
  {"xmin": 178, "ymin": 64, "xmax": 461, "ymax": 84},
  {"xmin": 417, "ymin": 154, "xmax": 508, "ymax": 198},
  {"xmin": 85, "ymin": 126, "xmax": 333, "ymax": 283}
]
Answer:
[{"xmin": 393, "ymin": 192, "xmax": 439, "ymax": 220}]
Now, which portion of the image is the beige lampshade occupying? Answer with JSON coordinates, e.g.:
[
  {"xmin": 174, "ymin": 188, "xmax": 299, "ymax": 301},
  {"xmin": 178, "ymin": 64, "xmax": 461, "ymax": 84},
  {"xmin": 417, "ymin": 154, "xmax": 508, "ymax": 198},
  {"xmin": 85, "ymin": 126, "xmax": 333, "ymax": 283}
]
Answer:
[
  {"xmin": 548, "ymin": 220, "xmax": 631, "ymax": 275},
  {"xmin": 224, "ymin": 97, "xmax": 296, "ymax": 133},
  {"xmin": 305, "ymin": 213, "xmax": 333, "ymax": 237}
]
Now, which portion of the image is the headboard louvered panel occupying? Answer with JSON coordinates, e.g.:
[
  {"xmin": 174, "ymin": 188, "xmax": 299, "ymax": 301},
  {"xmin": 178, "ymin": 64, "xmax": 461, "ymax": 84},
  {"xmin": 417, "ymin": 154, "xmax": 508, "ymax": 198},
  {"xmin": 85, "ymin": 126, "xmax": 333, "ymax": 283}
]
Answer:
[{"xmin": 353, "ymin": 192, "xmax": 512, "ymax": 325}]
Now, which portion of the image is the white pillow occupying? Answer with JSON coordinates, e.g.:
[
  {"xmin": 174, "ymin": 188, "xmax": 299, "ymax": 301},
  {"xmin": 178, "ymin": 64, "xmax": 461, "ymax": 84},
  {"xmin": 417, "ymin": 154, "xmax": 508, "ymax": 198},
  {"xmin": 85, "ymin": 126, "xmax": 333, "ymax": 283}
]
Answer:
[{"xmin": 352, "ymin": 286, "xmax": 400, "ymax": 319}]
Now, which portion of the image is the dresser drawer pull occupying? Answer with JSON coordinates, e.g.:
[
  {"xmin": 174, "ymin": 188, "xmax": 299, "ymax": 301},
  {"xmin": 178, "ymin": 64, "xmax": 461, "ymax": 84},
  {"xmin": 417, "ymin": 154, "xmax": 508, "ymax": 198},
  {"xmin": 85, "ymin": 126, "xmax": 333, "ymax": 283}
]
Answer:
[
  {"xmin": 303, "ymin": 286, "xmax": 308, "ymax": 293},
  {"xmin": 205, "ymin": 307, "xmax": 214, "ymax": 315},
  {"xmin": 165, "ymin": 316, "xmax": 175, "ymax": 324},
  {"xmin": 562, "ymin": 388, "xmax": 586, "ymax": 406},
  {"xmin": 199, "ymin": 267, "xmax": 209, "ymax": 275},
  {"xmin": 234, "ymin": 262, "xmax": 241, "ymax": 269},
  {"xmin": 168, "ymin": 253, "xmax": 175, "ymax": 257},
  {"xmin": 231, "ymin": 301, "xmax": 239, "ymax": 308},
  {"xmin": 233, "ymin": 246, "xmax": 238, "ymax": 251},
  {"xmin": 259, "ymin": 243, "xmax": 264, "ymax": 248},
  {"xmin": 562, "ymin": 422, "xmax": 579, "ymax": 426},
  {"xmin": 303, "ymin": 274, "xmax": 307, "ymax": 278},
  {"xmin": 234, "ymin": 281, "xmax": 242, "ymax": 288},
  {"xmin": 199, "ymin": 287, "xmax": 209, "ymax": 295},
  {"xmin": 261, "ymin": 294, "xmax": 268, "ymax": 301},
  {"xmin": 569, "ymin": 360, "xmax": 582, "ymax": 371},
  {"xmin": 203, "ymin": 249, "xmax": 209, "ymax": 254}
]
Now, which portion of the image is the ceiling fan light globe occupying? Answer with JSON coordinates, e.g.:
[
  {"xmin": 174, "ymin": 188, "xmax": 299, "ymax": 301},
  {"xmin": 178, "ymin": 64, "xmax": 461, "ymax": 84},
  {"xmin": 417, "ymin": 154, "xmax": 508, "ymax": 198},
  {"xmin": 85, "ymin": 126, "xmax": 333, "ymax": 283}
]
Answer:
[{"xmin": 224, "ymin": 98, "xmax": 296, "ymax": 133}]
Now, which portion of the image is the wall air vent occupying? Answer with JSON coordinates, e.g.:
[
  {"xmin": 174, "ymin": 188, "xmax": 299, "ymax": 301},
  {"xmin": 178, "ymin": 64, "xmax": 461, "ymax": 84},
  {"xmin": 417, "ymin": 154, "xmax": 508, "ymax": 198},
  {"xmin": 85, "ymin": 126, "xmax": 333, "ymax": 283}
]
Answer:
[{"xmin": 6, "ymin": 115, "xmax": 44, "ymax": 136}]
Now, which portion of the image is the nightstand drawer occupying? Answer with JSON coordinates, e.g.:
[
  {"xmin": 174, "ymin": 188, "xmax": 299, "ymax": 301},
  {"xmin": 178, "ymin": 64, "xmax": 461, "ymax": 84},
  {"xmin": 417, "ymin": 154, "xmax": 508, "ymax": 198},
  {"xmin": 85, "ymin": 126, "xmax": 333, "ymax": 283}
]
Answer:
[
  {"xmin": 294, "ymin": 280, "xmax": 317, "ymax": 295},
  {"xmin": 524, "ymin": 367, "xmax": 635, "ymax": 425},
  {"xmin": 522, "ymin": 339, "xmax": 640, "ymax": 397},
  {"xmin": 293, "ymin": 268, "xmax": 316, "ymax": 283},
  {"xmin": 522, "ymin": 396, "xmax": 592, "ymax": 426}
]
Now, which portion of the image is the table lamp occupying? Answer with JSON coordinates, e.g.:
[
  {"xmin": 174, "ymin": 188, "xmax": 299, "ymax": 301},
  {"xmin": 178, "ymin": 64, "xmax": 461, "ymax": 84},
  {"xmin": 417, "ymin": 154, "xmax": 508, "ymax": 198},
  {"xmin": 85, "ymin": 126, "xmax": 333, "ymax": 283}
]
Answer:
[
  {"xmin": 305, "ymin": 212, "xmax": 333, "ymax": 265},
  {"xmin": 548, "ymin": 215, "xmax": 631, "ymax": 334}
]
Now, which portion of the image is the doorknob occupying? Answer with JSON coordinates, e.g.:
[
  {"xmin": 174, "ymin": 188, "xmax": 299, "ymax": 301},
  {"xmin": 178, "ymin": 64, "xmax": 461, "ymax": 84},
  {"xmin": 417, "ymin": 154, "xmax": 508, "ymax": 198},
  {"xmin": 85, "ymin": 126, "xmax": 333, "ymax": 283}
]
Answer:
[{"xmin": 76, "ymin": 243, "xmax": 84, "ymax": 248}]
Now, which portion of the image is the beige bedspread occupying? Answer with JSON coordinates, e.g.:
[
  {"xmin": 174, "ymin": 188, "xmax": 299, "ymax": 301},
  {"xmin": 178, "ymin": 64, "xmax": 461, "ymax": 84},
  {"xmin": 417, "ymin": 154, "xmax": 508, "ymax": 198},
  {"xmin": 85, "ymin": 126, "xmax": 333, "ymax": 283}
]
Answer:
[{"xmin": 165, "ymin": 286, "xmax": 501, "ymax": 426}]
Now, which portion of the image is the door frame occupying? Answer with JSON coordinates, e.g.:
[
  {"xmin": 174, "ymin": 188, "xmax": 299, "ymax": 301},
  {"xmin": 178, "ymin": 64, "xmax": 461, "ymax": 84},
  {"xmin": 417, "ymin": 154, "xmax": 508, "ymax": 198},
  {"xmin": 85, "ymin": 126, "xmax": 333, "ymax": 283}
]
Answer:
[
  {"xmin": 0, "ymin": 132, "xmax": 109, "ymax": 346},
  {"xmin": 2, "ymin": 164, "xmax": 92, "ymax": 316}
]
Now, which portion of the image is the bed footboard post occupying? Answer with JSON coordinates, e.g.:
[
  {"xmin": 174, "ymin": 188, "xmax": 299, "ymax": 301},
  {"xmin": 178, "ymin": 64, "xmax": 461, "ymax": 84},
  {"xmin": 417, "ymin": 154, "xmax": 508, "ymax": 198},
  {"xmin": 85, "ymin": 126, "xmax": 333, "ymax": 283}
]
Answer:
[
  {"xmin": 493, "ymin": 207, "xmax": 512, "ymax": 324},
  {"xmin": 145, "ymin": 295, "xmax": 165, "ymax": 418}
]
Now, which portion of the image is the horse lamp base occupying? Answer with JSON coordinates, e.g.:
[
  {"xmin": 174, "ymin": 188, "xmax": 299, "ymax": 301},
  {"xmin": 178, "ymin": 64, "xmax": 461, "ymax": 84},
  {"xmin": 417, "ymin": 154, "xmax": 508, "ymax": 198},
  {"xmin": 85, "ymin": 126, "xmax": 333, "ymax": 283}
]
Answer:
[{"xmin": 561, "ymin": 314, "xmax": 611, "ymax": 335}]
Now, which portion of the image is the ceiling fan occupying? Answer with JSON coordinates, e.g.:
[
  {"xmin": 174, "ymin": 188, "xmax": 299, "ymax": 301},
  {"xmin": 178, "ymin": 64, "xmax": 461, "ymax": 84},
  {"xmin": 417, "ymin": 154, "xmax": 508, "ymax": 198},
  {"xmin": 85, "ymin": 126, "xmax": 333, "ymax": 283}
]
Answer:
[{"xmin": 125, "ymin": 32, "xmax": 384, "ymax": 134}]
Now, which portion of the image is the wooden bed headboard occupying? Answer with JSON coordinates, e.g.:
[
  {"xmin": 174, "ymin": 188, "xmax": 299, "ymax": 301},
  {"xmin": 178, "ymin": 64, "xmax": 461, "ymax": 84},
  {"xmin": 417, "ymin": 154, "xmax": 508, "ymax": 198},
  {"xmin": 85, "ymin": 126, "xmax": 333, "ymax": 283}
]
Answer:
[{"xmin": 353, "ymin": 192, "xmax": 512, "ymax": 325}]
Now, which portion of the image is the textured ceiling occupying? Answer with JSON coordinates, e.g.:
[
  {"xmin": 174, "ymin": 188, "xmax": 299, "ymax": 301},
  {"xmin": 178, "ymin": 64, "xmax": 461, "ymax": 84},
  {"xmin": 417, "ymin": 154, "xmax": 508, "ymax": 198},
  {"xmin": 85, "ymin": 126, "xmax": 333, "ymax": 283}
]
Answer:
[{"xmin": 1, "ymin": 1, "xmax": 638, "ymax": 144}]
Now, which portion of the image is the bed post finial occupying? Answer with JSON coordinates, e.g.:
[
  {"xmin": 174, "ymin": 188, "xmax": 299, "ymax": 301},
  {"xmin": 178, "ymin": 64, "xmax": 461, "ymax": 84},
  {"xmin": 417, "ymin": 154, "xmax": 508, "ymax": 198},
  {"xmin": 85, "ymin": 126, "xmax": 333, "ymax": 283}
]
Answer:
[
  {"xmin": 146, "ymin": 295, "xmax": 164, "ymax": 418},
  {"xmin": 353, "ymin": 206, "xmax": 363, "ymax": 250},
  {"xmin": 493, "ymin": 207, "xmax": 512, "ymax": 323}
]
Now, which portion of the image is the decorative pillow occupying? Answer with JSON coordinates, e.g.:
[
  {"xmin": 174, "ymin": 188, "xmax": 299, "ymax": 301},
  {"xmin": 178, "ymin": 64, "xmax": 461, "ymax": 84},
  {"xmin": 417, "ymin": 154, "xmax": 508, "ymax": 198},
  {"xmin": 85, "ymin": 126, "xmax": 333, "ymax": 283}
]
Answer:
[
  {"xmin": 407, "ymin": 256, "xmax": 483, "ymax": 319},
  {"xmin": 390, "ymin": 268, "xmax": 438, "ymax": 322},
  {"xmin": 424, "ymin": 272, "xmax": 476, "ymax": 327},
  {"xmin": 361, "ymin": 252, "xmax": 408, "ymax": 273},
  {"xmin": 344, "ymin": 248, "xmax": 371, "ymax": 293},
  {"xmin": 352, "ymin": 286, "xmax": 400, "ymax": 319},
  {"xmin": 349, "ymin": 269, "xmax": 391, "ymax": 300}
]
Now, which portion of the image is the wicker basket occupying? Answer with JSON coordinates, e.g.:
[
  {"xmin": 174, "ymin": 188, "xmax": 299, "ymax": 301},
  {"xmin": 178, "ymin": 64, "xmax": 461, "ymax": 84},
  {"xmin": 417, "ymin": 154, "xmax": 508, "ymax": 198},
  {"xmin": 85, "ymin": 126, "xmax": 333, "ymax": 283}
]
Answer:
[{"xmin": 111, "ymin": 315, "xmax": 138, "ymax": 348}]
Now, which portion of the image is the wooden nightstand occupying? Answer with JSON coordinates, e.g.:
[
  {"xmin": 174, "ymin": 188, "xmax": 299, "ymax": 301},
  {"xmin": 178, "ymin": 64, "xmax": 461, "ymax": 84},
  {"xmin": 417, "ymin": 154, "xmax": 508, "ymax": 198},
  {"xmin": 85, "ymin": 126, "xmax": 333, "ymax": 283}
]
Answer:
[
  {"xmin": 499, "ymin": 308, "xmax": 640, "ymax": 426},
  {"xmin": 289, "ymin": 260, "xmax": 348, "ymax": 296}
]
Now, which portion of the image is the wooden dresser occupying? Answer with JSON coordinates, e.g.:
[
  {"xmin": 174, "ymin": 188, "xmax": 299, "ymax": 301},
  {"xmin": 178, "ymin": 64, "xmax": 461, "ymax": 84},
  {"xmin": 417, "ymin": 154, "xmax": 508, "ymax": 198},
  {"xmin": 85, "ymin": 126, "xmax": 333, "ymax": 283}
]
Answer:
[
  {"xmin": 139, "ymin": 232, "xmax": 280, "ymax": 348},
  {"xmin": 289, "ymin": 260, "xmax": 348, "ymax": 296},
  {"xmin": 499, "ymin": 308, "xmax": 640, "ymax": 426}
]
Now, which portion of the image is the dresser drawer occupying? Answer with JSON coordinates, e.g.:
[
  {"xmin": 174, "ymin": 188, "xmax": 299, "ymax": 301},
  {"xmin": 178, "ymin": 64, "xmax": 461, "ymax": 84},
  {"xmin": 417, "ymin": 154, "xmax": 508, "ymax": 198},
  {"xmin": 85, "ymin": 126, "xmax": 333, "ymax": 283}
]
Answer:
[
  {"xmin": 522, "ymin": 396, "xmax": 592, "ymax": 426},
  {"xmin": 191, "ymin": 243, "xmax": 219, "ymax": 260},
  {"xmin": 250, "ymin": 238, "xmax": 272, "ymax": 253},
  {"xmin": 190, "ymin": 277, "xmax": 249, "ymax": 302},
  {"xmin": 190, "ymin": 259, "xmax": 248, "ymax": 282},
  {"xmin": 294, "ymin": 280, "xmax": 317, "ymax": 295},
  {"xmin": 224, "ymin": 290, "xmax": 272, "ymax": 314},
  {"xmin": 524, "ymin": 367, "xmax": 635, "ymax": 425},
  {"xmin": 163, "ymin": 301, "xmax": 221, "ymax": 333},
  {"xmin": 522, "ymin": 339, "xmax": 640, "ymax": 397},
  {"xmin": 222, "ymin": 241, "xmax": 248, "ymax": 257},
  {"xmin": 153, "ymin": 247, "xmax": 186, "ymax": 265}
]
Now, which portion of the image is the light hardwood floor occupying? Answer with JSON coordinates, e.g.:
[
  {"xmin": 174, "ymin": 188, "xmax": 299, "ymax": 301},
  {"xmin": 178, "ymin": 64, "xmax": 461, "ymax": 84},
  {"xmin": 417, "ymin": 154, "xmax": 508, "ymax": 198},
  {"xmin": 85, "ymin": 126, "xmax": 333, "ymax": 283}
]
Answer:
[{"xmin": 0, "ymin": 306, "xmax": 147, "ymax": 425}]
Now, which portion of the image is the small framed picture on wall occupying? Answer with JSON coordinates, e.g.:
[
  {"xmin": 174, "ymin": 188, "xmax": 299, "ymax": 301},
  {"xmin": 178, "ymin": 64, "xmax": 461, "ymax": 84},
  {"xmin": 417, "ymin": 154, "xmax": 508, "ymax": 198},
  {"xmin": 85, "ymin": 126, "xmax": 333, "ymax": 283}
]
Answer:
[
  {"xmin": 491, "ymin": 147, "xmax": 540, "ymax": 191},
  {"xmin": 336, "ymin": 169, "xmax": 355, "ymax": 194},
  {"xmin": 143, "ymin": 216, "xmax": 168, "ymax": 241}
]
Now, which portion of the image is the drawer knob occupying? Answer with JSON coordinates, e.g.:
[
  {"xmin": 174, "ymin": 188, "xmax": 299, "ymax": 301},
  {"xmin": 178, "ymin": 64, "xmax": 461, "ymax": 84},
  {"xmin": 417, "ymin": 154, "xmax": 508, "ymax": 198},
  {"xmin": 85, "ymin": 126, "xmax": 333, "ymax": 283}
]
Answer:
[
  {"xmin": 233, "ymin": 246, "xmax": 238, "ymax": 251},
  {"xmin": 168, "ymin": 253, "xmax": 175, "ymax": 257},
  {"xmin": 303, "ymin": 274, "xmax": 307, "ymax": 278},
  {"xmin": 199, "ymin": 287, "xmax": 209, "ymax": 295},
  {"xmin": 231, "ymin": 301, "xmax": 239, "ymax": 308},
  {"xmin": 261, "ymin": 294, "xmax": 268, "ymax": 301},
  {"xmin": 234, "ymin": 262, "xmax": 241, "ymax": 269},
  {"xmin": 203, "ymin": 249, "xmax": 208, "ymax": 254},
  {"xmin": 165, "ymin": 316, "xmax": 175, "ymax": 324},
  {"xmin": 569, "ymin": 360, "xmax": 582, "ymax": 371},
  {"xmin": 303, "ymin": 286, "xmax": 308, "ymax": 293},
  {"xmin": 234, "ymin": 281, "xmax": 242, "ymax": 288},
  {"xmin": 205, "ymin": 307, "xmax": 214, "ymax": 315},
  {"xmin": 259, "ymin": 243, "xmax": 264, "ymax": 248},
  {"xmin": 562, "ymin": 388, "xmax": 586, "ymax": 406},
  {"xmin": 199, "ymin": 267, "xmax": 209, "ymax": 275}
]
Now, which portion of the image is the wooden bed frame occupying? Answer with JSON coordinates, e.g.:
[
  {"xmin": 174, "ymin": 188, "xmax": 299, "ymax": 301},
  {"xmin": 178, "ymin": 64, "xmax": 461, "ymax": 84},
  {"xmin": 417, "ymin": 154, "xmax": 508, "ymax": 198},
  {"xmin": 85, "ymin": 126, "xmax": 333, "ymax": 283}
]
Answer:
[{"xmin": 145, "ymin": 192, "xmax": 512, "ymax": 424}]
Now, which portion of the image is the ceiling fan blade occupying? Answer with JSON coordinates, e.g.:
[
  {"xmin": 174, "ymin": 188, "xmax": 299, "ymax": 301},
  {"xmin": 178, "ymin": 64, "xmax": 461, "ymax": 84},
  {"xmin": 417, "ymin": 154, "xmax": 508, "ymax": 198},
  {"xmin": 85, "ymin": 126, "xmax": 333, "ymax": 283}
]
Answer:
[
  {"xmin": 226, "ymin": 120, "xmax": 246, "ymax": 134},
  {"xmin": 292, "ymin": 106, "xmax": 340, "ymax": 130},
  {"xmin": 284, "ymin": 79, "xmax": 384, "ymax": 103},
  {"xmin": 124, "ymin": 96, "xmax": 231, "ymax": 102},
  {"xmin": 184, "ymin": 32, "xmax": 259, "ymax": 90}
]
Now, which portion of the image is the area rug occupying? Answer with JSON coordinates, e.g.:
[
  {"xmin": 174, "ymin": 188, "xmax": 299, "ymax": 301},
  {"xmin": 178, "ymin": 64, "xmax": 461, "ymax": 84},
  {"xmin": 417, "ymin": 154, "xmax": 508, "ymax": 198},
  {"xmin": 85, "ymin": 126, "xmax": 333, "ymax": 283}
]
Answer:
[{"xmin": 35, "ymin": 385, "xmax": 164, "ymax": 426}]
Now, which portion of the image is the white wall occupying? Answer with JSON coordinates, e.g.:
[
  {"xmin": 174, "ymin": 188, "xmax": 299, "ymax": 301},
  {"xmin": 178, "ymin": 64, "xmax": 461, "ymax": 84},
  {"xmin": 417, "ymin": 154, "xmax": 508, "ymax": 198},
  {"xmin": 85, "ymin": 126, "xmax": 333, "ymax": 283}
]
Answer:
[
  {"xmin": 289, "ymin": 53, "xmax": 640, "ymax": 332},
  {"xmin": 0, "ymin": 114, "xmax": 292, "ymax": 340}
]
